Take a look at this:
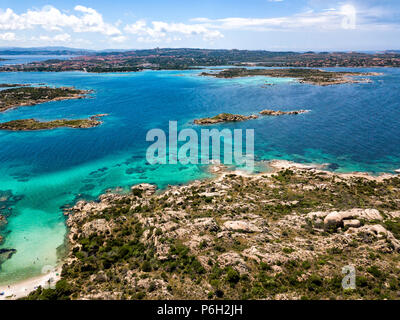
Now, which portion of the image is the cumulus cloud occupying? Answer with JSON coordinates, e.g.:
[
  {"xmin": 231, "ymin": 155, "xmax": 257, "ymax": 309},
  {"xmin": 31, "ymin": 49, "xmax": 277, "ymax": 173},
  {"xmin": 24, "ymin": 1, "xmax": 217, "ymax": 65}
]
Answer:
[
  {"xmin": 0, "ymin": 32, "xmax": 16, "ymax": 40},
  {"xmin": 31, "ymin": 33, "xmax": 71, "ymax": 42},
  {"xmin": 125, "ymin": 20, "xmax": 223, "ymax": 42},
  {"xmin": 110, "ymin": 35, "xmax": 128, "ymax": 43},
  {"xmin": 0, "ymin": 5, "xmax": 121, "ymax": 35}
]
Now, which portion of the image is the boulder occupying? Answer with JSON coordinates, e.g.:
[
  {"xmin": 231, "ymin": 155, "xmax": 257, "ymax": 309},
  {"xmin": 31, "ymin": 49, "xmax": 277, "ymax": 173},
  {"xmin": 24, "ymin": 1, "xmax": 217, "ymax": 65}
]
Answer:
[
  {"xmin": 323, "ymin": 208, "xmax": 382, "ymax": 229},
  {"xmin": 343, "ymin": 219, "xmax": 361, "ymax": 228},
  {"xmin": 387, "ymin": 211, "xmax": 400, "ymax": 219},
  {"xmin": 223, "ymin": 220, "xmax": 261, "ymax": 233}
]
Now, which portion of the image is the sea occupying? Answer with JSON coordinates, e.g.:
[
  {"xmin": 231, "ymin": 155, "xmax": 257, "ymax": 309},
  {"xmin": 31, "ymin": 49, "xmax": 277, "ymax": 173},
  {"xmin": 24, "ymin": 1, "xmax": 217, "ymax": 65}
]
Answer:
[{"xmin": 0, "ymin": 58, "xmax": 399, "ymax": 284}]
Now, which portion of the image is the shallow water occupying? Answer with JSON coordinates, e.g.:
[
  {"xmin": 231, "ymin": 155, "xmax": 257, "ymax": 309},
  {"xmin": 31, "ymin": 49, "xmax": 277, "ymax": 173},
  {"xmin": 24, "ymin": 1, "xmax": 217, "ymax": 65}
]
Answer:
[{"xmin": 0, "ymin": 67, "xmax": 399, "ymax": 284}]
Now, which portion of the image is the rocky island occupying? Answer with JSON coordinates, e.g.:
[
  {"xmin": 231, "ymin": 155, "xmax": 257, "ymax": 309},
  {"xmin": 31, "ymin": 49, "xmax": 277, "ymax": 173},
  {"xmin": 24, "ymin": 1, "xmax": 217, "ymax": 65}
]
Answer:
[
  {"xmin": 193, "ymin": 113, "xmax": 259, "ymax": 125},
  {"xmin": 260, "ymin": 110, "xmax": 310, "ymax": 116},
  {"xmin": 0, "ymin": 83, "xmax": 29, "ymax": 88},
  {"xmin": 0, "ymin": 115, "xmax": 107, "ymax": 131},
  {"xmin": 194, "ymin": 110, "xmax": 309, "ymax": 125},
  {"xmin": 0, "ymin": 86, "xmax": 91, "ymax": 113},
  {"xmin": 200, "ymin": 68, "xmax": 381, "ymax": 86},
  {"xmin": 24, "ymin": 161, "xmax": 400, "ymax": 300}
]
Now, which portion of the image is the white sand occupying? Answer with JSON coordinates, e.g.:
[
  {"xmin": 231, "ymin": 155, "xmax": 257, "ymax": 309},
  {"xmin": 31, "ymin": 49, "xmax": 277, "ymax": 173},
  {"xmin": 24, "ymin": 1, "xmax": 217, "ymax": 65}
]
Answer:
[{"xmin": 0, "ymin": 266, "xmax": 61, "ymax": 300}]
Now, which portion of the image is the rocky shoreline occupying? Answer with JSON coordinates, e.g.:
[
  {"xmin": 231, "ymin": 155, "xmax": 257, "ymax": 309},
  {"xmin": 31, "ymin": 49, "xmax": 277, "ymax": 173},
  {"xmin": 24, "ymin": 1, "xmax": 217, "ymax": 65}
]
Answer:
[{"xmin": 23, "ymin": 160, "xmax": 400, "ymax": 300}]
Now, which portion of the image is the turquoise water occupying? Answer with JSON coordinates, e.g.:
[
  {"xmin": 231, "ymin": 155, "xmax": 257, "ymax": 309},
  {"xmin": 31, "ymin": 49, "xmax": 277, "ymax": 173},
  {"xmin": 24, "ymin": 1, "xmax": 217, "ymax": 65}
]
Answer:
[{"xmin": 0, "ymin": 67, "xmax": 400, "ymax": 284}]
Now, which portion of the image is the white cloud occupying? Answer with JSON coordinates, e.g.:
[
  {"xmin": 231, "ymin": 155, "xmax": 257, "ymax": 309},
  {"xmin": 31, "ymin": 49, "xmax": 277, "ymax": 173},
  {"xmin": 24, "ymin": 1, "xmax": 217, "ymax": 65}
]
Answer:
[
  {"xmin": 110, "ymin": 35, "xmax": 128, "ymax": 43},
  {"xmin": 0, "ymin": 32, "xmax": 16, "ymax": 40},
  {"xmin": 190, "ymin": 4, "xmax": 400, "ymax": 32},
  {"xmin": 125, "ymin": 20, "xmax": 223, "ymax": 42},
  {"xmin": 31, "ymin": 33, "xmax": 71, "ymax": 43},
  {"xmin": 191, "ymin": 5, "xmax": 360, "ymax": 31},
  {"xmin": 0, "ymin": 5, "xmax": 121, "ymax": 36},
  {"xmin": 53, "ymin": 33, "xmax": 72, "ymax": 42}
]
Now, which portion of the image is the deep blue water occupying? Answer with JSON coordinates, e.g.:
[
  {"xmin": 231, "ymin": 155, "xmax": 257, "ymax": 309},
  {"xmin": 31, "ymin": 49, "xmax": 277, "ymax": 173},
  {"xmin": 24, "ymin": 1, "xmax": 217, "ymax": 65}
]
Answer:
[{"xmin": 0, "ymin": 67, "xmax": 399, "ymax": 284}]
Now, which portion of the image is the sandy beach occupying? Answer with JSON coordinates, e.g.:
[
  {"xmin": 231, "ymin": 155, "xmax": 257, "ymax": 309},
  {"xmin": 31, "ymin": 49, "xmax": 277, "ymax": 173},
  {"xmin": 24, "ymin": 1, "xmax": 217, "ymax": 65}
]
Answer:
[{"xmin": 0, "ymin": 266, "xmax": 61, "ymax": 300}]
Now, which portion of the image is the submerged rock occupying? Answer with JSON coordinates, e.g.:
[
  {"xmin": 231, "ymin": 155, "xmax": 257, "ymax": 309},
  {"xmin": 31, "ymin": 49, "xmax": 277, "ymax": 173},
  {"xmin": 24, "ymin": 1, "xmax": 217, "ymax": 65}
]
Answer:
[{"xmin": 0, "ymin": 248, "xmax": 16, "ymax": 266}]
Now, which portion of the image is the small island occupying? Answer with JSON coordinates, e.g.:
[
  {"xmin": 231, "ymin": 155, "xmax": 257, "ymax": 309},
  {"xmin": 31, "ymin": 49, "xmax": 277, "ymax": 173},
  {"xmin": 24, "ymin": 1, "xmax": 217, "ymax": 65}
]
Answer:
[
  {"xmin": 0, "ymin": 115, "xmax": 107, "ymax": 131},
  {"xmin": 0, "ymin": 86, "xmax": 91, "ymax": 113},
  {"xmin": 200, "ymin": 68, "xmax": 381, "ymax": 86},
  {"xmin": 194, "ymin": 109, "xmax": 309, "ymax": 125},
  {"xmin": 260, "ymin": 109, "xmax": 310, "ymax": 116},
  {"xmin": 194, "ymin": 113, "xmax": 259, "ymax": 125},
  {"xmin": 0, "ymin": 83, "xmax": 29, "ymax": 88}
]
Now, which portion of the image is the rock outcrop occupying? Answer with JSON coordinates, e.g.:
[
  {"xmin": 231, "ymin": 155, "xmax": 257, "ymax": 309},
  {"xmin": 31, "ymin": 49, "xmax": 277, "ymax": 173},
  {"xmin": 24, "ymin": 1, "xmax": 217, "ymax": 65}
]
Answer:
[
  {"xmin": 308, "ymin": 208, "xmax": 382, "ymax": 230},
  {"xmin": 259, "ymin": 109, "xmax": 309, "ymax": 116}
]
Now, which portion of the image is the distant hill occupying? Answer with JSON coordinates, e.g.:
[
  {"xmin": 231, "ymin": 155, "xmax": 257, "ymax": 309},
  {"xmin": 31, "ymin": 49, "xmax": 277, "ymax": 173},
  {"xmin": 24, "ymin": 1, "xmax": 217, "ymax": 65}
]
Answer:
[{"xmin": 0, "ymin": 47, "xmax": 94, "ymax": 55}]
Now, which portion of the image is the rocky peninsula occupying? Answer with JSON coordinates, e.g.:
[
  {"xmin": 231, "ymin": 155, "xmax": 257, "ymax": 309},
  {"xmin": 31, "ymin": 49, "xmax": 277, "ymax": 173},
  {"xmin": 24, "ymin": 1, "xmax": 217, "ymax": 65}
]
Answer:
[
  {"xmin": 0, "ymin": 115, "xmax": 107, "ymax": 131},
  {"xmin": 200, "ymin": 68, "xmax": 381, "ymax": 86},
  {"xmin": 0, "ymin": 86, "xmax": 91, "ymax": 113},
  {"xmin": 23, "ymin": 161, "xmax": 400, "ymax": 300}
]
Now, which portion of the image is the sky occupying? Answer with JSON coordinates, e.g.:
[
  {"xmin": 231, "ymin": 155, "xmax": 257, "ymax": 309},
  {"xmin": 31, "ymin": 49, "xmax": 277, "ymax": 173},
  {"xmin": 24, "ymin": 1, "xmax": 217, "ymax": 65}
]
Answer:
[{"xmin": 0, "ymin": 0, "xmax": 399, "ymax": 51}]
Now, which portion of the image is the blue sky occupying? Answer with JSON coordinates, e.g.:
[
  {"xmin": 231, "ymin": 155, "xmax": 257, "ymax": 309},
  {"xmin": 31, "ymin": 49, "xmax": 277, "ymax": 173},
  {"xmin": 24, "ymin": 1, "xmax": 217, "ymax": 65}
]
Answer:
[{"xmin": 0, "ymin": 0, "xmax": 399, "ymax": 50}]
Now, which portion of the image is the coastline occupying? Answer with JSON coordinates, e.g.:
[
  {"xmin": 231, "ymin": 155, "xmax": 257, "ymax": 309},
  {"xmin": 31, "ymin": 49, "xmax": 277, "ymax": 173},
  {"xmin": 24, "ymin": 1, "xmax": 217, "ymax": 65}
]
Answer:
[
  {"xmin": 0, "ymin": 265, "xmax": 61, "ymax": 300},
  {"xmin": 2, "ymin": 159, "xmax": 399, "ymax": 299}
]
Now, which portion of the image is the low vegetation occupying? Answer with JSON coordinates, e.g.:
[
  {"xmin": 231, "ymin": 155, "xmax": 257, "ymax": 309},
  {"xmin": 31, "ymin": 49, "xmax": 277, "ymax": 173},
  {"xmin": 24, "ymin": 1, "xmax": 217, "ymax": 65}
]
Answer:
[{"xmin": 25, "ymin": 163, "xmax": 400, "ymax": 300}]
